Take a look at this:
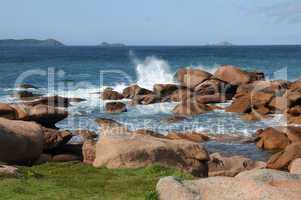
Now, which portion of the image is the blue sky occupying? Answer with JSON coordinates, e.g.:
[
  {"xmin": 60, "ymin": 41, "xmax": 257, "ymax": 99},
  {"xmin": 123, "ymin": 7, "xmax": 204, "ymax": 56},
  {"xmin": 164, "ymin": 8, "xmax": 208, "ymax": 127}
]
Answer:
[{"xmin": 0, "ymin": 0, "xmax": 300, "ymax": 45}]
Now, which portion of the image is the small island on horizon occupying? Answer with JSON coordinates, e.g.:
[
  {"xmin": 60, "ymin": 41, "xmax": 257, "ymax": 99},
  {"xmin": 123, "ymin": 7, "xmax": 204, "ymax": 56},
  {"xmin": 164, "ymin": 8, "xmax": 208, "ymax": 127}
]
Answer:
[
  {"xmin": 205, "ymin": 41, "xmax": 234, "ymax": 46},
  {"xmin": 0, "ymin": 39, "xmax": 64, "ymax": 47},
  {"xmin": 98, "ymin": 42, "xmax": 127, "ymax": 47}
]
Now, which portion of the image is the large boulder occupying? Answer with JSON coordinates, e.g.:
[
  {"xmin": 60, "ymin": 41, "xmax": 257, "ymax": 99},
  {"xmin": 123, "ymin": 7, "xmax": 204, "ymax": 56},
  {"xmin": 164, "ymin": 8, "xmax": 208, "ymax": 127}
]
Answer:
[
  {"xmin": 93, "ymin": 134, "xmax": 209, "ymax": 177},
  {"xmin": 208, "ymin": 153, "xmax": 266, "ymax": 177},
  {"xmin": 157, "ymin": 169, "xmax": 301, "ymax": 200},
  {"xmin": 122, "ymin": 84, "xmax": 152, "ymax": 99},
  {"xmin": 105, "ymin": 102, "xmax": 127, "ymax": 114},
  {"xmin": 172, "ymin": 99, "xmax": 212, "ymax": 116},
  {"xmin": 0, "ymin": 118, "xmax": 44, "ymax": 165},
  {"xmin": 255, "ymin": 127, "xmax": 290, "ymax": 150},
  {"xmin": 22, "ymin": 104, "xmax": 68, "ymax": 128},
  {"xmin": 101, "ymin": 88, "xmax": 124, "ymax": 100},
  {"xmin": 267, "ymin": 143, "xmax": 301, "ymax": 170},
  {"xmin": 194, "ymin": 78, "xmax": 237, "ymax": 100},
  {"xmin": 176, "ymin": 68, "xmax": 212, "ymax": 89},
  {"xmin": 0, "ymin": 103, "xmax": 17, "ymax": 119},
  {"xmin": 214, "ymin": 65, "xmax": 257, "ymax": 85}
]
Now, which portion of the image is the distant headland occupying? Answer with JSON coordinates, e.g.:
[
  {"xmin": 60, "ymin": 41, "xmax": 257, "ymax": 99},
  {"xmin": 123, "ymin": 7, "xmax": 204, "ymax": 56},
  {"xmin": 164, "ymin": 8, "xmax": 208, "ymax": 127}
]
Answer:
[{"xmin": 0, "ymin": 39, "xmax": 64, "ymax": 47}]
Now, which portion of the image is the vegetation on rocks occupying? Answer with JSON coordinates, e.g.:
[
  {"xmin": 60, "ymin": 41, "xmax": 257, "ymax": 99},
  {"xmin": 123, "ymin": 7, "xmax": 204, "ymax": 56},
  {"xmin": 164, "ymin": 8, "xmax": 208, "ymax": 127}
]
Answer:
[{"xmin": 0, "ymin": 163, "xmax": 192, "ymax": 200}]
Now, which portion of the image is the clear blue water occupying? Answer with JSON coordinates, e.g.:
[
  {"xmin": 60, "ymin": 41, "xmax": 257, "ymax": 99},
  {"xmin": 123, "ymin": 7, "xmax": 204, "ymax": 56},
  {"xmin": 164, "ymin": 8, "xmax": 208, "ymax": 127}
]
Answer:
[{"xmin": 1, "ymin": 45, "xmax": 301, "ymax": 160}]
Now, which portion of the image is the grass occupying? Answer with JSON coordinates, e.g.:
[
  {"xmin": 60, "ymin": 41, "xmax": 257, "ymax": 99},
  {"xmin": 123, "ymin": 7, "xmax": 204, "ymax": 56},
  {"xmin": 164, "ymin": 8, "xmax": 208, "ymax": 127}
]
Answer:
[{"xmin": 0, "ymin": 162, "xmax": 193, "ymax": 200}]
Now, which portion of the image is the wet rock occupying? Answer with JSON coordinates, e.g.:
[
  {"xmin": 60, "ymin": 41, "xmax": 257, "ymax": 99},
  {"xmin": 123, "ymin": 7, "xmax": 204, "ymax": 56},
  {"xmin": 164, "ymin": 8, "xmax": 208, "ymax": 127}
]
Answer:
[
  {"xmin": 255, "ymin": 127, "xmax": 289, "ymax": 150},
  {"xmin": 101, "ymin": 88, "xmax": 124, "ymax": 100},
  {"xmin": 105, "ymin": 102, "xmax": 127, "ymax": 113},
  {"xmin": 122, "ymin": 84, "xmax": 152, "ymax": 99},
  {"xmin": 214, "ymin": 65, "xmax": 255, "ymax": 85},
  {"xmin": 176, "ymin": 68, "xmax": 212, "ymax": 89},
  {"xmin": 93, "ymin": 134, "xmax": 209, "ymax": 177},
  {"xmin": 42, "ymin": 127, "xmax": 73, "ymax": 151},
  {"xmin": 17, "ymin": 83, "xmax": 38, "ymax": 89},
  {"xmin": 208, "ymin": 153, "xmax": 266, "ymax": 177},
  {"xmin": 24, "ymin": 95, "xmax": 86, "ymax": 107},
  {"xmin": 267, "ymin": 143, "xmax": 301, "ymax": 170},
  {"xmin": 131, "ymin": 94, "xmax": 160, "ymax": 105},
  {"xmin": 166, "ymin": 132, "xmax": 210, "ymax": 143},
  {"xmin": 162, "ymin": 115, "xmax": 188, "ymax": 123},
  {"xmin": 0, "ymin": 165, "xmax": 18, "ymax": 178},
  {"xmin": 82, "ymin": 140, "xmax": 96, "ymax": 165},
  {"xmin": 0, "ymin": 118, "xmax": 44, "ymax": 165},
  {"xmin": 157, "ymin": 169, "xmax": 301, "ymax": 200},
  {"xmin": 13, "ymin": 90, "xmax": 42, "ymax": 101},
  {"xmin": 153, "ymin": 84, "xmax": 179, "ymax": 97},
  {"xmin": 0, "ymin": 103, "xmax": 17, "ymax": 119},
  {"xmin": 172, "ymin": 99, "xmax": 212, "ymax": 116}
]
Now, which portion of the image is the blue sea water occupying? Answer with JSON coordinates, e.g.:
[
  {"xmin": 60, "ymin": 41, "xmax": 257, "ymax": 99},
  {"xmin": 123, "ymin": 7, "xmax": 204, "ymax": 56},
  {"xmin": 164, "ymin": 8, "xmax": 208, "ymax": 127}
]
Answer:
[{"xmin": 1, "ymin": 45, "xmax": 301, "ymax": 160}]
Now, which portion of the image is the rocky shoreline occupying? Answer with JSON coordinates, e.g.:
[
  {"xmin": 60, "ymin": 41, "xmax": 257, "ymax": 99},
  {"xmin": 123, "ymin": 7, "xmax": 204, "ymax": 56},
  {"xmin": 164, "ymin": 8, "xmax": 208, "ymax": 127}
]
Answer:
[{"xmin": 1, "ymin": 65, "xmax": 301, "ymax": 199}]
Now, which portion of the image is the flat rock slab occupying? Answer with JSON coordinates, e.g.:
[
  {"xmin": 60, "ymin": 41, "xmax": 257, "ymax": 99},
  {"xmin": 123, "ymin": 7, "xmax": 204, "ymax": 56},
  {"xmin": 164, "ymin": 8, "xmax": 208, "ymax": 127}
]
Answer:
[{"xmin": 157, "ymin": 169, "xmax": 301, "ymax": 200}]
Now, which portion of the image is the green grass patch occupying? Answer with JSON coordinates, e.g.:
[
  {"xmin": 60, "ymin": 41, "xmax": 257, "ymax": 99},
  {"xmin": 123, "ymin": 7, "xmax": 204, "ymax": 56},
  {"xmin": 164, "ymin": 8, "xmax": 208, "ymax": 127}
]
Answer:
[{"xmin": 0, "ymin": 162, "xmax": 193, "ymax": 200}]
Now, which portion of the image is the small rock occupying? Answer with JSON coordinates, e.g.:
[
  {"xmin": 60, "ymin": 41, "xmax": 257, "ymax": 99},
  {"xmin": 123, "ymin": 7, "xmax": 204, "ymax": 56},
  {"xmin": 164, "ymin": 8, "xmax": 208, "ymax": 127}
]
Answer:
[
  {"xmin": 105, "ymin": 102, "xmax": 127, "ymax": 113},
  {"xmin": 101, "ymin": 88, "xmax": 124, "ymax": 100},
  {"xmin": 0, "ymin": 165, "xmax": 18, "ymax": 178}
]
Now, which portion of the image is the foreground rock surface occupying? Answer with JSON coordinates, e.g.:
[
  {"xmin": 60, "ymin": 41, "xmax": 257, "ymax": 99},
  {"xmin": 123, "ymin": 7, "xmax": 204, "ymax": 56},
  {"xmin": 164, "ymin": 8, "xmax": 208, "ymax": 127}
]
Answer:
[
  {"xmin": 93, "ymin": 134, "xmax": 209, "ymax": 177},
  {"xmin": 0, "ymin": 118, "xmax": 44, "ymax": 164},
  {"xmin": 208, "ymin": 153, "xmax": 266, "ymax": 177},
  {"xmin": 157, "ymin": 169, "xmax": 301, "ymax": 200}
]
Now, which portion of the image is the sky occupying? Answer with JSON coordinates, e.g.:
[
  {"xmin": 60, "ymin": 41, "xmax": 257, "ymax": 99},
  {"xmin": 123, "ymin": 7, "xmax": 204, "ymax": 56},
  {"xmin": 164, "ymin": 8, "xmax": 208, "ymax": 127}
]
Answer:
[{"xmin": 0, "ymin": 0, "xmax": 301, "ymax": 45}]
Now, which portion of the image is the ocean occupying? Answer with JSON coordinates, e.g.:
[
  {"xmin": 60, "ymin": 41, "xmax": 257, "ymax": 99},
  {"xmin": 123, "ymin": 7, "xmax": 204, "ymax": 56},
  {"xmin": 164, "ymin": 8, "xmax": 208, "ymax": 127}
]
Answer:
[{"xmin": 1, "ymin": 45, "xmax": 301, "ymax": 160}]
